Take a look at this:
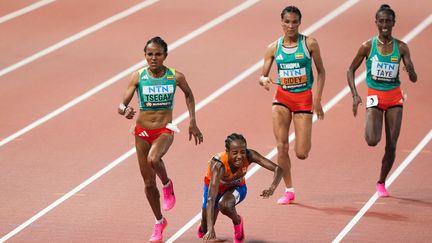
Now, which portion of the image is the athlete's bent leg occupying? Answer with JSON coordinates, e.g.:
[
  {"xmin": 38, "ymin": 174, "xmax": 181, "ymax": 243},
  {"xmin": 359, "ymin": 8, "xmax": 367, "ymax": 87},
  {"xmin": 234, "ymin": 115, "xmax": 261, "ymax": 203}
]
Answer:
[
  {"xmin": 293, "ymin": 112, "xmax": 312, "ymax": 160},
  {"xmin": 365, "ymin": 108, "xmax": 384, "ymax": 146}
]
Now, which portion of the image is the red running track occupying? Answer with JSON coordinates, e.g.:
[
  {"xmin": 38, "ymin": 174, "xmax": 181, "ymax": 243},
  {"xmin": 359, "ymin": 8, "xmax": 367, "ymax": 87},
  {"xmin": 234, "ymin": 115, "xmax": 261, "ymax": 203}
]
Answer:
[{"xmin": 0, "ymin": 0, "xmax": 431, "ymax": 242}]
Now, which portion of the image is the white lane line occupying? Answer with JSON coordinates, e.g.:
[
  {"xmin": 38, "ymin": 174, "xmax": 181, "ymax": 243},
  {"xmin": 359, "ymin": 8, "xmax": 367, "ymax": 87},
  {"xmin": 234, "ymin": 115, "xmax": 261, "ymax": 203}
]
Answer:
[
  {"xmin": 0, "ymin": 0, "xmax": 260, "ymax": 148},
  {"xmin": 0, "ymin": 0, "xmax": 159, "ymax": 77},
  {"xmin": 166, "ymin": 0, "xmax": 360, "ymax": 242},
  {"xmin": 332, "ymin": 130, "xmax": 432, "ymax": 243},
  {"xmin": 0, "ymin": 1, "xmax": 261, "ymax": 241},
  {"xmin": 330, "ymin": 15, "xmax": 432, "ymax": 243},
  {"xmin": 167, "ymin": 9, "xmax": 432, "ymax": 243},
  {"xmin": 0, "ymin": 0, "xmax": 55, "ymax": 24}
]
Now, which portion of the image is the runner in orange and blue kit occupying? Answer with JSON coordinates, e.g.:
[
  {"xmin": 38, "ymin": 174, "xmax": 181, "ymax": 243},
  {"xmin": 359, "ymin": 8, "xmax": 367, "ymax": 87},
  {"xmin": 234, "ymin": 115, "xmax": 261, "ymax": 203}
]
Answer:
[
  {"xmin": 347, "ymin": 4, "xmax": 417, "ymax": 197},
  {"xmin": 118, "ymin": 36, "xmax": 203, "ymax": 242},
  {"xmin": 259, "ymin": 6, "xmax": 325, "ymax": 205},
  {"xmin": 198, "ymin": 133, "xmax": 283, "ymax": 243}
]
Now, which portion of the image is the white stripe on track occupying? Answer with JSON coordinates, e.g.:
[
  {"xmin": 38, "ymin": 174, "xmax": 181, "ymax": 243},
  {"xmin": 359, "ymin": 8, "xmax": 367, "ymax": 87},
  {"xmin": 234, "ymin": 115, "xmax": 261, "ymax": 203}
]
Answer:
[
  {"xmin": 0, "ymin": 0, "xmax": 260, "ymax": 148},
  {"xmin": 0, "ymin": 0, "xmax": 55, "ymax": 24},
  {"xmin": 166, "ymin": 0, "xmax": 360, "ymax": 242},
  {"xmin": 332, "ymin": 130, "xmax": 432, "ymax": 243},
  {"xmin": 330, "ymin": 14, "xmax": 432, "ymax": 243},
  {"xmin": 0, "ymin": 0, "xmax": 159, "ymax": 78},
  {"xmin": 167, "ymin": 10, "xmax": 432, "ymax": 243},
  {"xmin": 0, "ymin": 1, "xmax": 355, "ymax": 239},
  {"xmin": 0, "ymin": 1, "xmax": 261, "ymax": 241}
]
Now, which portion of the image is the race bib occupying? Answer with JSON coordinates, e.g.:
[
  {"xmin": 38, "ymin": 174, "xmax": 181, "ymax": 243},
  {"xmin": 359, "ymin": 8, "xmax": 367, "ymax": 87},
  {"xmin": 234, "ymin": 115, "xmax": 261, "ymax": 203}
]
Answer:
[
  {"xmin": 279, "ymin": 67, "xmax": 307, "ymax": 90},
  {"xmin": 371, "ymin": 61, "xmax": 399, "ymax": 82},
  {"xmin": 366, "ymin": 95, "xmax": 379, "ymax": 108}
]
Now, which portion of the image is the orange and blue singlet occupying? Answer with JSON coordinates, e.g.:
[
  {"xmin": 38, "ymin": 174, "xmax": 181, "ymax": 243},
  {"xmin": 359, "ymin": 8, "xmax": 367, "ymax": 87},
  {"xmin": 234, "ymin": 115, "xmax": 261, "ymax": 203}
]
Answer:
[{"xmin": 202, "ymin": 151, "xmax": 249, "ymax": 209}]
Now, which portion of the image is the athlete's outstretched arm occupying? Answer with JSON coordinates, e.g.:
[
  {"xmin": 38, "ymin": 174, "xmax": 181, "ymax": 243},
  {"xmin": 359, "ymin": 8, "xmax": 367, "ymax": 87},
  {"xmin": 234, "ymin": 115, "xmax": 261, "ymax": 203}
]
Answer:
[
  {"xmin": 347, "ymin": 41, "xmax": 370, "ymax": 117},
  {"xmin": 248, "ymin": 149, "xmax": 283, "ymax": 198},
  {"xmin": 308, "ymin": 37, "xmax": 326, "ymax": 120},
  {"xmin": 203, "ymin": 161, "xmax": 224, "ymax": 242},
  {"xmin": 176, "ymin": 71, "xmax": 203, "ymax": 144},
  {"xmin": 399, "ymin": 41, "xmax": 417, "ymax": 82},
  {"xmin": 118, "ymin": 71, "xmax": 138, "ymax": 119},
  {"xmin": 259, "ymin": 42, "xmax": 277, "ymax": 91}
]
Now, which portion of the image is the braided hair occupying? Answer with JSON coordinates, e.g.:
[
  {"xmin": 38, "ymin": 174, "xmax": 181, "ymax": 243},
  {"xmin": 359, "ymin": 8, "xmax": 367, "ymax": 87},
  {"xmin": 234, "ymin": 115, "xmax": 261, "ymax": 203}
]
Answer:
[
  {"xmin": 144, "ymin": 36, "xmax": 168, "ymax": 54},
  {"xmin": 224, "ymin": 133, "xmax": 247, "ymax": 151},
  {"xmin": 281, "ymin": 6, "xmax": 302, "ymax": 21},
  {"xmin": 375, "ymin": 4, "xmax": 396, "ymax": 21}
]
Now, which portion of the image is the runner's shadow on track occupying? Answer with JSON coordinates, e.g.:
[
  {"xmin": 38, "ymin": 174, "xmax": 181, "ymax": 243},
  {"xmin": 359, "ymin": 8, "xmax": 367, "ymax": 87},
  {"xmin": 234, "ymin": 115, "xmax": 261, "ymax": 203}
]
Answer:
[
  {"xmin": 392, "ymin": 196, "xmax": 432, "ymax": 208},
  {"xmin": 295, "ymin": 203, "xmax": 408, "ymax": 221}
]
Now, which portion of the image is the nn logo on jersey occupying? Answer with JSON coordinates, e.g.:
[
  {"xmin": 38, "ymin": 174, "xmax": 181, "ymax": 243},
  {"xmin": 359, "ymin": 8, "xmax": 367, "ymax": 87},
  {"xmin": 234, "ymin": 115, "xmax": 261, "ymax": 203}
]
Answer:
[
  {"xmin": 391, "ymin": 56, "xmax": 398, "ymax": 62},
  {"xmin": 295, "ymin": 53, "xmax": 304, "ymax": 59}
]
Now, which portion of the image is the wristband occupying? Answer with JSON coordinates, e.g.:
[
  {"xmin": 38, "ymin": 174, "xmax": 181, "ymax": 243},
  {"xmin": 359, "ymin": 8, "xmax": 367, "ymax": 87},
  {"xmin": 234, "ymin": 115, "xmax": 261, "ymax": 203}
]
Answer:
[
  {"xmin": 260, "ymin": 75, "xmax": 269, "ymax": 82},
  {"xmin": 119, "ymin": 103, "xmax": 127, "ymax": 112}
]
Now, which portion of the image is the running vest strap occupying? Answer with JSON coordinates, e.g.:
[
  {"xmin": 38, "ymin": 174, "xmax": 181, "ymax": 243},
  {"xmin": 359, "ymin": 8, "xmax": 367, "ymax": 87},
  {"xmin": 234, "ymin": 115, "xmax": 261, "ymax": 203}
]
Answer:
[
  {"xmin": 275, "ymin": 34, "xmax": 314, "ymax": 93},
  {"xmin": 366, "ymin": 37, "xmax": 401, "ymax": 90},
  {"xmin": 136, "ymin": 67, "xmax": 177, "ymax": 111}
]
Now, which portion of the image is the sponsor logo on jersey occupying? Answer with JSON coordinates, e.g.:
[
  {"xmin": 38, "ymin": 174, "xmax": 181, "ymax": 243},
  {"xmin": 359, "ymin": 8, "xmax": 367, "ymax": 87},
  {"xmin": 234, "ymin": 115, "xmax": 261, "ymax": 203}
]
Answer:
[{"xmin": 276, "ymin": 54, "xmax": 283, "ymax": 60}]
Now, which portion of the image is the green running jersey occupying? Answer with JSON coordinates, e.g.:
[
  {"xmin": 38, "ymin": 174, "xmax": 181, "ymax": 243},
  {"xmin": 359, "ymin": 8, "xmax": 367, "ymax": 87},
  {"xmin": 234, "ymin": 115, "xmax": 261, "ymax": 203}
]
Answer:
[
  {"xmin": 275, "ymin": 34, "xmax": 314, "ymax": 93},
  {"xmin": 136, "ymin": 67, "xmax": 177, "ymax": 111},
  {"xmin": 366, "ymin": 37, "xmax": 401, "ymax": 90}
]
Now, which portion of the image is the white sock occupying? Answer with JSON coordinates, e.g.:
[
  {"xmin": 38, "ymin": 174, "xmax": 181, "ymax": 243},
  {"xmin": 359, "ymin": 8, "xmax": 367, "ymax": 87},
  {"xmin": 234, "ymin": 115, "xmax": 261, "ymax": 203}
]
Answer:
[
  {"xmin": 163, "ymin": 180, "xmax": 171, "ymax": 188},
  {"xmin": 285, "ymin": 188, "xmax": 295, "ymax": 193},
  {"xmin": 155, "ymin": 217, "xmax": 164, "ymax": 224}
]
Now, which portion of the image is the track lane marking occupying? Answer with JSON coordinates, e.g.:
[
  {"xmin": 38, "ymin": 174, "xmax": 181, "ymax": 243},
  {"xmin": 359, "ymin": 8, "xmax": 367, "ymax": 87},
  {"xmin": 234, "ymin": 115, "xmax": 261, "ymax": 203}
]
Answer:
[
  {"xmin": 166, "ymin": 0, "xmax": 360, "ymax": 242},
  {"xmin": 0, "ymin": 0, "xmax": 55, "ymax": 24},
  {"xmin": 332, "ymin": 130, "xmax": 432, "ymax": 243},
  {"xmin": 0, "ymin": 0, "xmax": 262, "ymax": 241},
  {"xmin": 168, "ymin": 11, "xmax": 432, "ymax": 243},
  {"xmin": 0, "ymin": 0, "xmax": 159, "ymax": 77},
  {"xmin": 330, "ymin": 14, "xmax": 432, "ymax": 243},
  {"xmin": 0, "ymin": 1, "xmax": 357, "ymax": 240},
  {"xmin": 0, "ymin": 0, "xmax": 260, "ymax": 148}
]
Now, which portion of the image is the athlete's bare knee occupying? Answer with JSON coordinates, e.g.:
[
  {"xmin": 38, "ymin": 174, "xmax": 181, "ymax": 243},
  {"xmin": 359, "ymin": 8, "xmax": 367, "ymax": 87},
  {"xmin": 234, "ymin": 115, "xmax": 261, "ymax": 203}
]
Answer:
[
  {"xmin": 365, "ymin": 135, "xmax": 380, "ymax": 146},
  {"xmin": 276, "ymin": 142, "xmax": 289, "ymax": 154},
  {"xmin": 218, "ymin": 201, "xmax": 235, "ymax": 215},
  {"xmin": 147, "ymin": 155, "xmax": 162, "ymax": 167},
  {"xmin": 296, "ymin": 151, "xmax": 308, "ymax": 160}
]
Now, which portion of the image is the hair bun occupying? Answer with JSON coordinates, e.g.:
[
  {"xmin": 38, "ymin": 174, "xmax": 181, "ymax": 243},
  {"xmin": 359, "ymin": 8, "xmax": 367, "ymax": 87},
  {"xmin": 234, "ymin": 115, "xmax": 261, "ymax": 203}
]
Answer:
[{"xmin": 379, "ymin": 4, "xmax": 391, "ymax": 10}]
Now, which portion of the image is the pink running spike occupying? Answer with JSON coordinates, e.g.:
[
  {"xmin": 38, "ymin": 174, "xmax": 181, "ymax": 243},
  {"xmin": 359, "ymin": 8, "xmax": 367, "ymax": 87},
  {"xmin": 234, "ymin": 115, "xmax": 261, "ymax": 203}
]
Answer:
[
  {"xmin": 277, "ymin": 191, "xmax": 295, "ymax": 205},
  {"xmin": 162, "ymin": 179, "xmax": 176, "ymax": 211},
  {"xmin": 233, "ymin": 215, "xmax": 244, "ymax": 243},
  {"xmin": 197, "ymin": 224, "xmax": 206, "ymax": 238},
  {"xmin": 149, "ymin": 218, "xmax": 168, "ymax": 242},
  {"xmin": 376, "ymin": 183, "xmax": 390, "ymax": 197}
]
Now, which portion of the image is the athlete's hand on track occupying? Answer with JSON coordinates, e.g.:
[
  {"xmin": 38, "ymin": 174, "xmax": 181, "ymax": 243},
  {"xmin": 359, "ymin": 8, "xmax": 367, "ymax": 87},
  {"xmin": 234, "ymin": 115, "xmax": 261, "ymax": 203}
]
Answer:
[
  {"xmin": 260, "ymin": 186, "xmax": 276, "ymax": 198},
  {"xmin": 352, "ymin": 95, "xmax": 362, "ymax": 117},
  {"xmin": 203, "ymin": 229, "xmax": 217, "ymax": 242}
]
